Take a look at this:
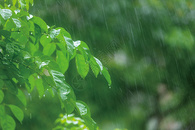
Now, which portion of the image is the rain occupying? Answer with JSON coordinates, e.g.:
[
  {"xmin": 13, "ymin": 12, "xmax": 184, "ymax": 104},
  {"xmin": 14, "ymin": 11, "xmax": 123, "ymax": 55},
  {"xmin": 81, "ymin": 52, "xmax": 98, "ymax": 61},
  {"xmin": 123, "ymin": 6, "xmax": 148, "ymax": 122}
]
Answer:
[
  {"xmin": 29, "ymin": 0, "xmax": 195, "ymax": 129},
  {"xmin": 1, "ymin": 0, "xmax": 195, "ymax": 129}
]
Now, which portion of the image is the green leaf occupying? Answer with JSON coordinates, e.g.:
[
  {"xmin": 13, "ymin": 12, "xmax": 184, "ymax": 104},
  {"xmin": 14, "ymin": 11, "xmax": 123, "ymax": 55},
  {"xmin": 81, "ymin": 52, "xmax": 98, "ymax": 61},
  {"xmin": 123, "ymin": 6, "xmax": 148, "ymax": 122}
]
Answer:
[
  {"xmin": 48, "ymin": 88, "xmax": 55, "ymax": 97},
  {"xmin": 43, "ymin": 43, "xmax": 56, "ymax": 56},
  {"xmin": 16, "ymin": 10, "xmax": 29, "ymax": 17},
  {"xmin": 80, "ymin": 41, "xmax": 89, "ymax": 50},
  {"xmin": 56, "ymin": 50, "xmax": 69, "ymax": 74},
  {"xmin": 0, "ymin": 90, "xmax": 4, "ymax": 103},
  {"xmin": 56, "ymin": 43, "xmax": 66, "ymax": 54},
  {"xmin": 25, "ymin": 0, "xmax": 30, "ymax": 11},
  {"xmin": 4, "ymin": 18, "xmax": 15, "ymax": 30},
  {"xmin": 0, "ymin": 9, "xmax": 12, "ymax": 20},
  {"xmin": 58, "ymin": 87, "xmax": 76, "ymax": 114},
  {"xmin": 20, "ymin": 20, "xmax": 29, "ymax": 37},
  {"xmin": 12, "ymin": 0, "xmax": 17, "ymax": 7},
  {"xmin": 76, "ymin": 54, "xmax": 89, "ymax": 79},
  {"xmin": 74, "ymin": 41, "xmax": 90, "ymax": 61},
  {"xmin": 64, "ymin": 37, "xmax": 74, "ymax": 58},
  {"xmin": 90, "ymin": 57, "xmax": 101, "ymax": 77},
  {"xmin": 73, "ymin": 40, "xmax": 81, "ymax": 48},
  {"xmin": 18, "ymin": 0, "xmax": 26, "ymax": 9},
  {"xmin": 31, "ymin": 16, "xmax": 48, "ymax": 32},
  {"xmin": 33, "ymin": 23, "xmax": 42, "ymax": 44},
  {"xmin": 35, "ymin": 78, "xmax": 45, "ymax": 98},
  {"xmin": 94, "ymin": 57, "xmax": 103, "ymax": 71},
  {"xmin": 82, "ymin": 116, "xmax": 97, "ymax": 130},
  {"xmin": 12, "ymin": 18, "xmax": 21, "ymax": 28},
  {"xmin": 28, "ymin": 42, "xmax": 39, "ymax": 55},
  {"xmin": 49, "ymin": 70, "xmax": 68, "ymax": 90},
  {"xmin": 50, "ymin": 70, "xmax": 76, "ymax": 113},
  {"xmin": 1, "ymin": 114, "xmax": 16, "ymax": 130},
  {"xmin": 28, "ymin": 21, "xmax": 34, "ymax": 31},
  {"xmin": 76, "ymin": 101, "xmax": 91, "ymax": 117},
  {"xmin": 102, "ymin": 67, "xmax": 111, "ymax": 86},
  {"xmin": 29, "ymin": 0, "xmax": 33, "ymax": 5},
  {"xmin": 40, "ymin": 35, "xmax": 52, "ymax": 47},
  {"xmin": 0, "ymin": 79, "xmax": 4, "ymax": 88},
  {"xmin": 8, "ymin": 105, "xmax": 24, "ymax": 124},
  {"xmin": 55, "ymin": 28, "xmax": 75, "ymax": 58},
  {"xmin": 76, "ymin": 101, "xmax": 97, "ymax": 130},
  {"xmin": 16, "ymin": 89, "xmax": 27, "ymax": 107},
  {"xmin": 26, "ymin": 74, "xmax": 35, "ymax": 92},
  {"xmin": 56, "ymin": 27, "xmax": 71, "ymax": 38},
  {"xmin": 11, "ymin": 32, "xmax": 28, "ymax": 45},
  {"xmin": 50, "ymin": 29, "xmax": 61, "ymax": 39},
  {"xmin": 47, "ymin": 61, "xmax": 61, "ymax": 72}
]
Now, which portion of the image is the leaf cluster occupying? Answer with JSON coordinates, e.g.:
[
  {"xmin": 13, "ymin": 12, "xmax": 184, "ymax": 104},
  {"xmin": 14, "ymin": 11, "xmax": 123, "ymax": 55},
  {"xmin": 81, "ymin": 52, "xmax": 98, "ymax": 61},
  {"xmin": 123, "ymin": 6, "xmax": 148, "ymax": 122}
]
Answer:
[{"xmin": 0, "ymin": 0, "xmax": 111, "ymax": 129}]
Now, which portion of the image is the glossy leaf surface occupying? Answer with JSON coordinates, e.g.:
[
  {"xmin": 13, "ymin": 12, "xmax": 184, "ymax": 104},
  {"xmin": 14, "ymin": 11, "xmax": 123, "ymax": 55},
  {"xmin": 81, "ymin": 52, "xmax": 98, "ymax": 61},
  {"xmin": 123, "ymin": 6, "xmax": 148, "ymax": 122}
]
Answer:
[{"xmin": 76, "ymin": 54, "xmax": 89, "ymax": 79}]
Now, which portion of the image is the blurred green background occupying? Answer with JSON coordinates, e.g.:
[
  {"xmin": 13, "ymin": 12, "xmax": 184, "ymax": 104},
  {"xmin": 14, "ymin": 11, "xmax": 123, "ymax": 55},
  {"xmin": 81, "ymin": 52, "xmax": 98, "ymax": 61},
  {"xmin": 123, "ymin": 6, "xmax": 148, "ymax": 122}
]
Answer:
[{"xmin": 14, "ymin": 0, "xmax": 195, "ymax": 129}]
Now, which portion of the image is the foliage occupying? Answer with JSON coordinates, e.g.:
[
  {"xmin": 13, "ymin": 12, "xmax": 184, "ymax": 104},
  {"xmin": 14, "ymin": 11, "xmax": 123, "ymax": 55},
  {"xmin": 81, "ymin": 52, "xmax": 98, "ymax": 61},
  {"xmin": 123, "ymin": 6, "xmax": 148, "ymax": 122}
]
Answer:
[
  {"xmin": 53, "ymin": 114, "xmax": 89, "ymax": 130},
  {"xmin": 0, "ymin": 0, "xmax": 111, "ymax": 129}
]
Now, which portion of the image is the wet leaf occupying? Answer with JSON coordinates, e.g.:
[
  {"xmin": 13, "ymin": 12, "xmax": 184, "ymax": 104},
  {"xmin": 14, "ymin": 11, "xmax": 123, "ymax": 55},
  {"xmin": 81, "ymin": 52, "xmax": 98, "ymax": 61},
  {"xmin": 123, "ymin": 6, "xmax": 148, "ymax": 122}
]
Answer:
[
  {"xmin": 76, "ymin": 54, "xmax": 89, "ymax": 79},
  {"xmin": 102, "ymin": 67, "xmax": 111, "ymax": 86},
  {"xmin": 76, "ymin": 101, "xmax": 97, "ymax": 130},
  {"xmin": 64, "ymin": 37, "xmax": 74, "ymax": 57},
  {"xmin": 50, "ymin": 29, "xmax": 61, "ymax": 39},
  {"xmin": 0, "ymin": 9, "xmax": 12, "ymax": 20},
  {"xmin": 12, "ymin": 18, "xmax": 21, "ymax": 28},
  {"xmin": 94, "ymin": 57, "xmax": 103, "ymax": 71},
  {"xmin": 31, "ymin": 16, "xmax": 48, "ymax": 32},
  {"xmin": 90, "ymin": 56, "xmax": 102, "ymax": 77},
  {"xmin": 50, "ymin": 70, "xmax": 76, "ymax": 113},
  {"xmin": 56, "ymin": 50, "xmax": 69, "ymax": 74},
  {"xmin": 76, "ymin": 101, "xmax": 91, "ymax": 117}
]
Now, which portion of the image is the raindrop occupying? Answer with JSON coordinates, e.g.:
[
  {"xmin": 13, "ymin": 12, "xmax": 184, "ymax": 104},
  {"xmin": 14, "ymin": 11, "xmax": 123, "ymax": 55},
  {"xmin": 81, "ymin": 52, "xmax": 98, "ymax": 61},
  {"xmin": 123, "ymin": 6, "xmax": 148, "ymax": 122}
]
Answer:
[
  {"xmin": 109, "ymin": 86, "xmax": 111, "ymax": 89},
  {"xmin": 43, "ymin": 94, "xmax": 45, "ymax": 97}
]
